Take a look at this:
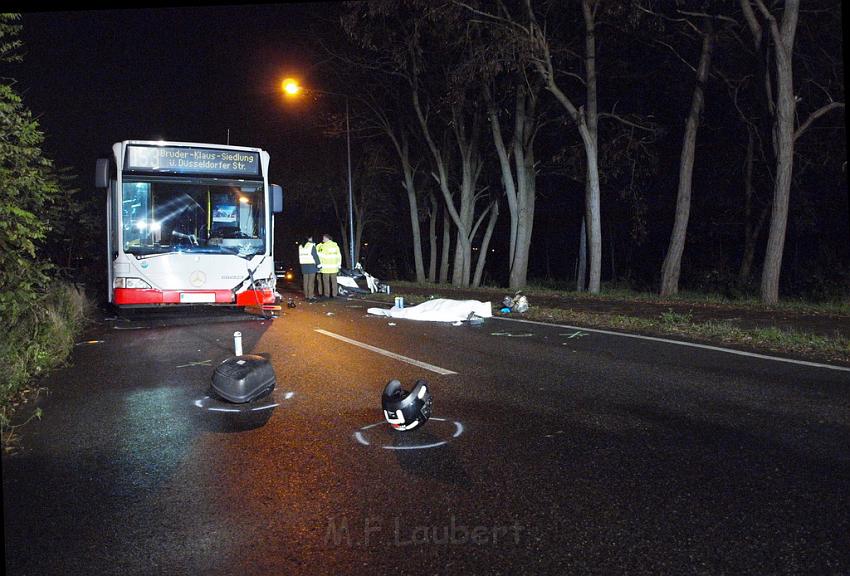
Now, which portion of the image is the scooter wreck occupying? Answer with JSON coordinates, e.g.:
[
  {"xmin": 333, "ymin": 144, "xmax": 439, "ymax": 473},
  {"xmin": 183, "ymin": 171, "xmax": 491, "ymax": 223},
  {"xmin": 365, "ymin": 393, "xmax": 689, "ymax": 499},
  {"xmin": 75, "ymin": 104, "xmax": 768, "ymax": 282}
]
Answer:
[{"xmin": 336, "ymin": 263, "xmax": 389, "ymax": 296}]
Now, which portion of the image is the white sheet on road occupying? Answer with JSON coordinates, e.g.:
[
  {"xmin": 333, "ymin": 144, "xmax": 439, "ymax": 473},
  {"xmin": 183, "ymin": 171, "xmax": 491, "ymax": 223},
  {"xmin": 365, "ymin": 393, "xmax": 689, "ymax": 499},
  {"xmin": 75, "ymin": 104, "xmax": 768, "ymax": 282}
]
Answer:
[{"xmin": 367, "ymin": 298, "xmax": 492, "ymax": 322}]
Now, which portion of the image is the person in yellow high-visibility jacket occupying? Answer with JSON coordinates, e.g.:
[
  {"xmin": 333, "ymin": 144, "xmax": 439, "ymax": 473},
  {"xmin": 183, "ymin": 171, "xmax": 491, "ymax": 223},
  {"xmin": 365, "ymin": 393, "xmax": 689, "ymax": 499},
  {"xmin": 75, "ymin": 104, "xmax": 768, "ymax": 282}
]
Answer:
[{"xmin": 316, "ymin": 233, "xmax": 342, "ymax": 298}]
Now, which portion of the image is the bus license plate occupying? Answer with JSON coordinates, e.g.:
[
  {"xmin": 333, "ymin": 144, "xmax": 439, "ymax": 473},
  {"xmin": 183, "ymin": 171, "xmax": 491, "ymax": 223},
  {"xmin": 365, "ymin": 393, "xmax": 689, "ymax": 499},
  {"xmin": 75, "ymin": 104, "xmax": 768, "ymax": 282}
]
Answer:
[{"xmin": 180, "ymin": 292, "xmax": 216, "ymax": 303}]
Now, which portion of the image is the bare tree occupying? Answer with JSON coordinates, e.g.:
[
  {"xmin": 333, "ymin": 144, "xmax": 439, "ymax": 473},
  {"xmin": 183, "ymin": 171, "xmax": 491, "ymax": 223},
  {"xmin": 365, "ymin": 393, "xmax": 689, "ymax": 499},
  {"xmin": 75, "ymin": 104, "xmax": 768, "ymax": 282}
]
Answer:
[
  {"xmin": 741, "ymin": 0, "xmax": 799, "ymax": 304},
  {"xmin": 341, "ymin": 0, "xmax": 493, "ymax": 287},
  {"xmin": 659, "ymin": 16, "xmax": 716, "ymax": 296},
  {"xmin": 328, "ymin": 143, "xmax": 394, "ymax": 268},
  {"xmin": 377, "ymin": 118, "xmax": 427, "ymax": 282},
  {"xmin": 458, "ymin": 0, "xmax": 606, "ymax": 292},
  {"xmin": 459, "ymin": 0, "xmax": 547, "ymax": 291},
  {"xmin": 484, "ymin": 79, "xmax": 542, "ymax": 289},
  {"xmin": 331, "ymin": 17, "xmax": 430, "ymax": 281},
  {"xmin": 527, "ymin": 0, "xmax": 604, "ymax": 293},
  {"xmin": 739, "ymin": 0, "xmax": 844, "ymax": 303}
]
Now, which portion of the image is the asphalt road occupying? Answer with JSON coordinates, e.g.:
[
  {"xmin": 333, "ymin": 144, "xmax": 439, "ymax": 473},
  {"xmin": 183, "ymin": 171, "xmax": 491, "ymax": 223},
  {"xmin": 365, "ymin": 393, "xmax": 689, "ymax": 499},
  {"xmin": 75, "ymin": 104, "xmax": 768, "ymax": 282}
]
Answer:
[{"xmin": 3, "ymin": 292, "xmax": 850, "ymax": 575}]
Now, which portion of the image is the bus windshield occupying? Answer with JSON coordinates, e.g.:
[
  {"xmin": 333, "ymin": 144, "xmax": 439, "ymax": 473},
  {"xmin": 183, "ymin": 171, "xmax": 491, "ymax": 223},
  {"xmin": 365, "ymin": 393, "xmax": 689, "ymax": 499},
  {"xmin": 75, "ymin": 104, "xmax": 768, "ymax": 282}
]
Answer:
[{"xmin": 121, "ymin": 176, "xmax": 265, "ymax": 258}]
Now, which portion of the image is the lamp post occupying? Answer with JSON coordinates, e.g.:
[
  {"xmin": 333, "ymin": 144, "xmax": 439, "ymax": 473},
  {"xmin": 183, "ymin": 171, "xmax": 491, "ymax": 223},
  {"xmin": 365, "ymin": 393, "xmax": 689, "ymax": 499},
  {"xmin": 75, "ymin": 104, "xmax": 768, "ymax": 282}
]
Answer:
[{"xmin": 282, "ymin": 78, "xmax": 356, "ymax": 269}]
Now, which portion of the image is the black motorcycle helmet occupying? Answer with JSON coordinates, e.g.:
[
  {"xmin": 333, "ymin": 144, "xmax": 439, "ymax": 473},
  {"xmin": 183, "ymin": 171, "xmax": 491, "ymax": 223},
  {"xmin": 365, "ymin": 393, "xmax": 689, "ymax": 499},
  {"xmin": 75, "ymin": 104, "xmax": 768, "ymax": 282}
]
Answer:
[{"xmin": 382, "ymin": 378, "xmax": 433, "ymax": 431}]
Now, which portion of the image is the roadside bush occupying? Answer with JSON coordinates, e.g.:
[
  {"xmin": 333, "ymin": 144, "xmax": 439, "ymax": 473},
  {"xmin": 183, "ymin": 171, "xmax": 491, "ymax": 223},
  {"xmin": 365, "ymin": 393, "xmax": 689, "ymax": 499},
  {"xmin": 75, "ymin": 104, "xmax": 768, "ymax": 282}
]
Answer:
[
  {"xmin": 0, "ymin": 14, "xmax": 90, "ymax": 442},
  {"xmin": 0, "ymin": 283, "xmax": 92, "ymax": 430}
]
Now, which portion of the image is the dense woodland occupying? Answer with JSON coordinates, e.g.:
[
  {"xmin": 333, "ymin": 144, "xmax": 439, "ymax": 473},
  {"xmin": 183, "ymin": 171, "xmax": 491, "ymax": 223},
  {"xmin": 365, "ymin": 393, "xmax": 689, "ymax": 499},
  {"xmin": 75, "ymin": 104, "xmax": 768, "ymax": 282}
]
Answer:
[{"xmin": 279, "ymin": 0, "xmax": 847, "ymax": 303}]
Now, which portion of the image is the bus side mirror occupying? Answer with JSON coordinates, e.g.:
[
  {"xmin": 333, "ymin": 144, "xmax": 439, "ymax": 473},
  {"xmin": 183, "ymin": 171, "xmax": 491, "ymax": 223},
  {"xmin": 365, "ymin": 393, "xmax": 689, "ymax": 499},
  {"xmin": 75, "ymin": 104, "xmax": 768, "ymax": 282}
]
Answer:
[
  {"xmin": 95, "ymin": 158, "xmax": 110, "ymax": 188},
  {"xmin": 271, "ymin": 184, "xmax": 283, "ymax": 214}
]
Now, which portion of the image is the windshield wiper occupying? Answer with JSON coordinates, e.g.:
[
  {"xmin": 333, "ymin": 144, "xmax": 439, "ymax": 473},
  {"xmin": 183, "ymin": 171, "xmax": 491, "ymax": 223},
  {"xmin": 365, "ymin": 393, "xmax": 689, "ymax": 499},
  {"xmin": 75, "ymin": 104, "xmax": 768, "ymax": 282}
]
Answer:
[{"xmin": 131, "ymin": 251, "xmax": 175, "ymax": 260}]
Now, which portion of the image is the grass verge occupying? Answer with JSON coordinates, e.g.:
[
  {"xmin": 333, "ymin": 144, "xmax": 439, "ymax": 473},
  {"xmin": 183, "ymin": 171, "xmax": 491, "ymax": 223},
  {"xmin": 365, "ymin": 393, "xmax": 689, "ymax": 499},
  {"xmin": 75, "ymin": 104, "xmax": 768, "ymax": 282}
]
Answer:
[
  {"xmin": 390, "ymin": 280, "xmax": 850, "ymax": 316},
  {"xmin": 519, "ymin": 305, "xmax": 850, "ymax": 364},
  {"xmin": 371, "ymin": 286, "xmax": 850, "ymax": 365},
  {"xmin": 0, "ymin": 282, "xmax": 93, "ymax": 451}
]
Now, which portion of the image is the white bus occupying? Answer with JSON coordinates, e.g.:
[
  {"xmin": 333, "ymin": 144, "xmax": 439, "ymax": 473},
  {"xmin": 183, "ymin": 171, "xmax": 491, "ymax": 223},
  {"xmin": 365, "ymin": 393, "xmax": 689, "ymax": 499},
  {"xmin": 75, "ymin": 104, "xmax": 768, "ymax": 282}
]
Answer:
[{"xmin": 96, "ymin": 140, "xmax": 283, "ymax": 309}]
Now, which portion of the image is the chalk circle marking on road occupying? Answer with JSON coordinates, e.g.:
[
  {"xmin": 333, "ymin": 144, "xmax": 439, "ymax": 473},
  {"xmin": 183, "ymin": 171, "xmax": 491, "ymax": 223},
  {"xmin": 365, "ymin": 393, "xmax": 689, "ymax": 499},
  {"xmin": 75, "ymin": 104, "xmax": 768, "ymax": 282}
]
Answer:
[
  {"xmin": 354, "ymin": 417, "xmax": 465, "ymax": 450},
  {"xmin": 193, "ymin": 390, "xmax": 296, "ymax": 413}
]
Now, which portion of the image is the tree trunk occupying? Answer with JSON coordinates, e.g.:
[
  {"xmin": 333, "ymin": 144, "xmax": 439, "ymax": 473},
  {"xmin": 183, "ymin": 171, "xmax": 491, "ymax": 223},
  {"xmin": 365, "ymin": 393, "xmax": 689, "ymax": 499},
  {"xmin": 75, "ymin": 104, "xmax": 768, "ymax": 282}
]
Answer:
[
  {"xmin": 510, "ymin": 179, "xmax": 535, "ymax": 290},
  {"xmin": 759, "ymin": 0, "xmax": 799, "ymax": 304},
  {"xmin": 488, "ymin": 83, "xmax": 539, "ymax": 291},
  {"xmin": 580, "ymin": 0, "xmax": 602, "ymax": 294},
  {"xmin": 660, "ymin": 20, "xmax": 714, "ymax": 296},
  {"xmin": 372, "ymin": 108, "xmax": 426, "ymax": 282},
  {"xmin": 399, "ymin": 133, "xmax": 426, "ymax": 282},
  {"xmin": 739, "ymin": 209, "xmax": 767, "ymax": 284},
  {"xmin": 584, "ymin": 136, "xmax": 602, "ymax": 293},
  {"xmin": 485, "ymin": 84, "xmax": 518, "ymax": 267},
  {"xmin": 609, "ymin": 216, "xmax": 616, "ymax": 282},
  {"xmin": 339, "ymin": 225, "xmax": 349, "ymax": 269},
  {"xmin": 404, "ymin": 182, "xmax": 425, "ymax": 282},
  {"xmin": 428, "ymin": 193, "xmax": 438, "ymax": 282},
  {"xmin": 472, "ymin": 201, "xmax": 499, "ymax": 287},
  {"xmin": 331, "ymin": 193, "xmax": 353, "ymax": 269},
  {"xmin": 738, "ymin": 130, "xmax": 769, "ymax": 285},
  {"xmin": 527, "ymin": 0, "xmax": 601, "ymax": 293},
  {"xmin": 439, "ymin": 204, "xmax": 451, "ymax": 284},
  {"xmin": 354, "ymin": 201, "xmax": 365, "ymax": 267},
  {"xmin": 411, "ymin": 84, "xmax": 481, "ymax": 287},
  {"xmin": 452, "ymin": 227, "xmax": 465, "ymax": 286},
  {"xmin": 509, "ymin": 90, "xmax": 537, "ymax": 290},
  {"xmin": 577, "ymin": 216, "xmax": 587, "ymax": 292}
]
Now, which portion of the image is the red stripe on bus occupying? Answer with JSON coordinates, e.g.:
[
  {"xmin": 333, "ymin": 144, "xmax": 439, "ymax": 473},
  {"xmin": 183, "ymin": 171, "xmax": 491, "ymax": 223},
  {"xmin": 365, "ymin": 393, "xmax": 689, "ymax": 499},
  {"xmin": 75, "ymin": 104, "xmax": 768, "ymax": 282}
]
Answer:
[
  {"xmin": 113, "ymin": 288, "xmax": 232, "ymax": 305},
  {"xmin": 113, "ymin": 288, "xmax": 274, "ymax": 306}
]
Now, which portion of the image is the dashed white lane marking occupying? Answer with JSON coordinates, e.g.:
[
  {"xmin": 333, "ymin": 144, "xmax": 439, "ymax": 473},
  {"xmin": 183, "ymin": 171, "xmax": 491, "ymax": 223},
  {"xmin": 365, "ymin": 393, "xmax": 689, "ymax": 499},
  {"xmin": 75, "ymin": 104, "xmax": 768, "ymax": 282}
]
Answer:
[
  {"xmin": 496, "ymin": 316, "xmax": 850, "ymax": 373},
  {"xmin": 314, "ymin": 329, "xmax": 457, "ymax": 375}
]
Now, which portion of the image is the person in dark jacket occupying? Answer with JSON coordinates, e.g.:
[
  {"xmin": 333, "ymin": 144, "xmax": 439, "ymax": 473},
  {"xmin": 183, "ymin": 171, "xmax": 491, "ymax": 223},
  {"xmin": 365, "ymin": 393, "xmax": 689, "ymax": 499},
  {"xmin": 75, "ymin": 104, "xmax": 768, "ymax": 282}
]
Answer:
[{"xmin": 298, "ymin": 235, "xmax": 320, "ymax": 301}]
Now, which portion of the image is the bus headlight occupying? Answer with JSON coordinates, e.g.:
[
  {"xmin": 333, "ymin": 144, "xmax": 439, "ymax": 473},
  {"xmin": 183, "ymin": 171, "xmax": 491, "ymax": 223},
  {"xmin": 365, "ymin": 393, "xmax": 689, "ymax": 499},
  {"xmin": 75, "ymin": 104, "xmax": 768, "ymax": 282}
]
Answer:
[{"xmin": 114, "ymin": 277, "xmax": 152, "ymax": 289}]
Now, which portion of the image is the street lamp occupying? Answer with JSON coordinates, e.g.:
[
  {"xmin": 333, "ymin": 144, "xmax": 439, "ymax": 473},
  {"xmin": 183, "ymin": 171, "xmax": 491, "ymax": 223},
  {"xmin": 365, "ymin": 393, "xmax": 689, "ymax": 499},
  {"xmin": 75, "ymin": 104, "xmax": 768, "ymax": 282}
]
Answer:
[{"xmin": 281, "ymin": 78, "xmax": 355, "ymax": 270}]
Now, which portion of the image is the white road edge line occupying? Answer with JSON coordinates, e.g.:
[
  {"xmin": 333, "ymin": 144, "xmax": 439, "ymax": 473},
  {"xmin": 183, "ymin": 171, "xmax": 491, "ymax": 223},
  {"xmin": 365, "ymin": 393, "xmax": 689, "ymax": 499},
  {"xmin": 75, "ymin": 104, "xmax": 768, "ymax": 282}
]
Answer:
[
  {"xmin": 314, "ymin": 329, "xmax": 457, "ymax": 375},
  {"xmin": 355, "ymin": 298, "xmax": 849, "ymax": 373},
  {"xmin": 495, "ymin": 316, "xmax": 850, "ymax": 373}
]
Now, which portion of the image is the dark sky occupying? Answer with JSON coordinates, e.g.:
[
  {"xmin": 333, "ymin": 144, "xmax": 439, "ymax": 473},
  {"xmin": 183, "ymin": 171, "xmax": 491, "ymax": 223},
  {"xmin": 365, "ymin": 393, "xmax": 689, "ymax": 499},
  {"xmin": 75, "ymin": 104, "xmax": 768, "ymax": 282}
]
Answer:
[{"xmin": 14, "ymin": 4, "xmax": 337, "ymax": 193}]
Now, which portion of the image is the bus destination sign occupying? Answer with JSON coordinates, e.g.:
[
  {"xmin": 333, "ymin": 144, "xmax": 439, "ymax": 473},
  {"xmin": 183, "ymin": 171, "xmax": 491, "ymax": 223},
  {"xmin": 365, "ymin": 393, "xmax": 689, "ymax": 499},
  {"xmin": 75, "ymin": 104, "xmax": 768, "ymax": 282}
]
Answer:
[{"xmin": 125, "ymin": 145, "xmax": 261, "ymax": 177}]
